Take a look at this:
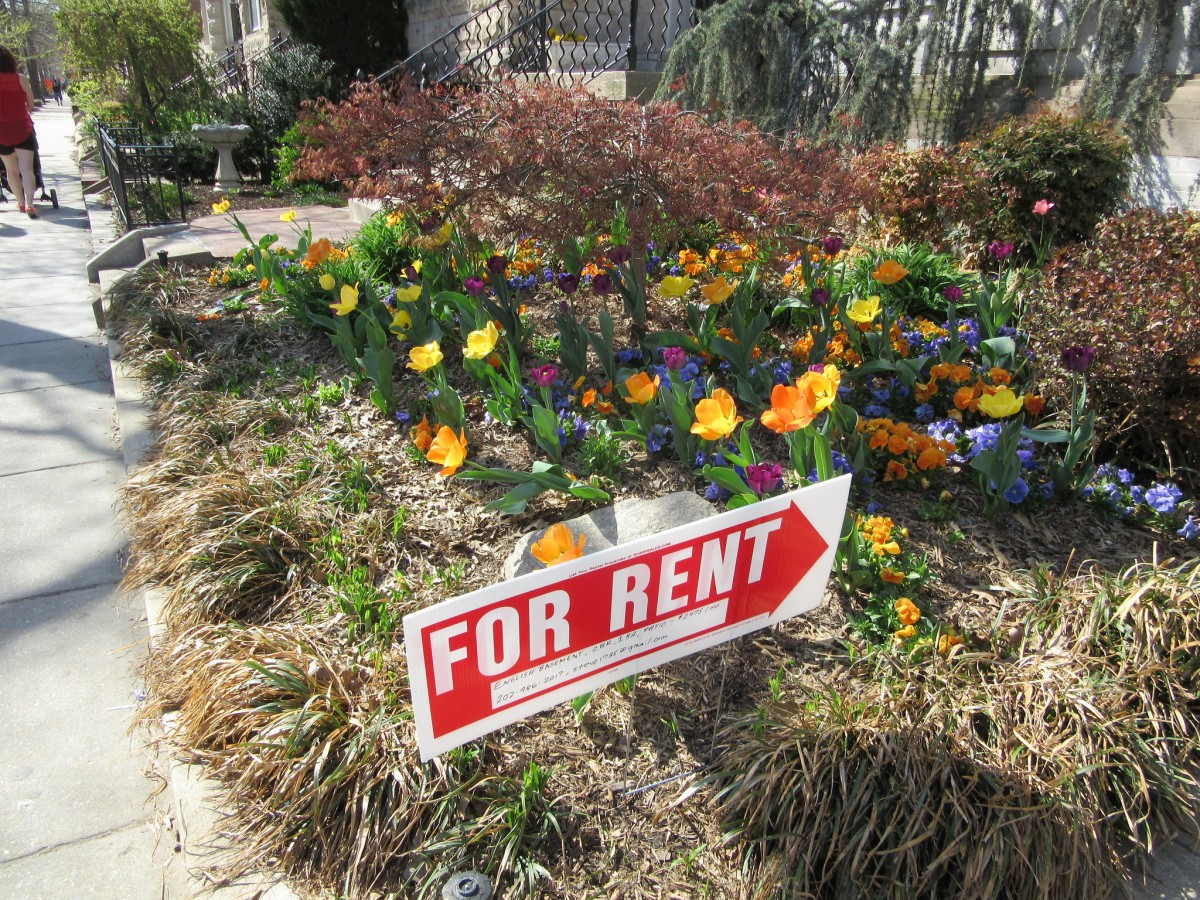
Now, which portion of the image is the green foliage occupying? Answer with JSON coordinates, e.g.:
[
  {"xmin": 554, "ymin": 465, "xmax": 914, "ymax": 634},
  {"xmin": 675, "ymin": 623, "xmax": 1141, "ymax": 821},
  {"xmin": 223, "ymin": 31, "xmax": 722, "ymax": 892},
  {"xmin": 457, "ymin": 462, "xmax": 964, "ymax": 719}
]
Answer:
[
  {"xmin": 56, "ymin": 0, "xmax": 202, "ymax": 121},
  {"xmin": 352, "ymin": 211, "xmax": 419, "ymax": 281},
  {"xmin": 274, "ymin": 0, "xmax": 406, "ymax": 80},
  {"xmin": 848, "ymin": 244, "xmax": 970, "ymax": 318},
  {"xmin": 577, "ymin": 429, "xmax": 631, "ymax": 482},
  {"xmin": 211, "ymin": 42, "xmax": 336, "ymax": 183},
  {"xmin": 1024, "ymin": 208, "xmax": 1200, "ymax": 487},
  {"xmin": 966, "ymin": 107, "xmax": 1131, "ymax": 246}
]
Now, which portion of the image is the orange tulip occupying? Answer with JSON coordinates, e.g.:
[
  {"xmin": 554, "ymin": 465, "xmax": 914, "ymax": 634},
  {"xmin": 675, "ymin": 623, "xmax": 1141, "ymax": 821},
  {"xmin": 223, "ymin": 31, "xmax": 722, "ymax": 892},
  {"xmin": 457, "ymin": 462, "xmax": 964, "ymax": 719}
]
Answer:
[
  {"xmin": 530, "ymin": 523, "xmax": 587, "ymax": 567},
  {"xmin": 426, "ymin": 426, "xmax": 467, "ymax": 478},
  {"xmin": 872, "ymin": 259, "xmax": 910, "ymax": 284},
  {"xmin": 624, "ymin": 371, "xmax": 660, "ymax": 405},
  {"xmin": 760, "ymin": 383, "xmax": 817, "ymax": 434},
  {"xmin": 691, "ymin": 388, "xmax": 742, "ymax": 440}
]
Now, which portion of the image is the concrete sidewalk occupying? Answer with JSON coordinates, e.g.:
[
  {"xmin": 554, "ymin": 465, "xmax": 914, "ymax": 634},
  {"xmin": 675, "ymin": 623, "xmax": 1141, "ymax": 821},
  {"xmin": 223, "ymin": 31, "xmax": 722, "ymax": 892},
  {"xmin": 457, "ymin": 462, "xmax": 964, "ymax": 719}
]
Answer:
[{"xmin": 0, "ymin": 102, "xmax": 177, "ymax": 897}]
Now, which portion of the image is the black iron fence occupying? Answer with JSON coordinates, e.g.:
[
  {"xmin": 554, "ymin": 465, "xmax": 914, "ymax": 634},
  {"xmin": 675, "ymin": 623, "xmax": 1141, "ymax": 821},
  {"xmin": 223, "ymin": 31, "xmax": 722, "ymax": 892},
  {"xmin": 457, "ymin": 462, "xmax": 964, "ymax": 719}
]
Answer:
[
  {"xmin": 210, "ymin": 33, "xmax": 293, "ymax": 96},
  {"xmin": 392, "ymin": 0, "xmax": 696, "ymax": 88},
  {"xmin": 96, "ymin": 122, "xmax": 186, "ymax": 228}
]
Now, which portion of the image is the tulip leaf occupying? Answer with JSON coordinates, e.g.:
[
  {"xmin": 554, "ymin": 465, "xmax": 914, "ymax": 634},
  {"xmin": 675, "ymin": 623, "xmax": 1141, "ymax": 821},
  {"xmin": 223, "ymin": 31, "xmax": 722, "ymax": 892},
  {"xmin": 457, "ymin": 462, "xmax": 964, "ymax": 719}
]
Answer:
[
  {"xmin": 567, "ymin": 484, "xmax": 611, "ymax": 502},
  {"xmin": 485, "ymin": 481, "xmax": 545, "ymax": 516},
  {"xmin": 725, "ymin": 492, "xmax": 760, "ymax": 510},
  {"xmin": 703, "ymin": 464, "xmax": 753, "ymax": 496},
  {"xmin": 641, "ymin": 330, "xmax": 703, "ymax": 354},
  {"xmin": 1022, "ymin": 427, "xmax": 1071, "ymax": 443}
]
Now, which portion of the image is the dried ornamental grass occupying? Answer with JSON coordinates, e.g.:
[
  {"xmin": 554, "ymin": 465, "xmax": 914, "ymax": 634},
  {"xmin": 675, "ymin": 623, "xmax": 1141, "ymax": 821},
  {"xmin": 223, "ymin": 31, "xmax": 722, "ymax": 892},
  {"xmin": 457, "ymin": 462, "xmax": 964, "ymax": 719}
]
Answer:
[
  {"xmin": 711, "ymin": 557, "xmax": 1200, "ymax": 898},
  {"xmin": 142, "ymin": 622, "xmax": 564, "ymax": 897}
]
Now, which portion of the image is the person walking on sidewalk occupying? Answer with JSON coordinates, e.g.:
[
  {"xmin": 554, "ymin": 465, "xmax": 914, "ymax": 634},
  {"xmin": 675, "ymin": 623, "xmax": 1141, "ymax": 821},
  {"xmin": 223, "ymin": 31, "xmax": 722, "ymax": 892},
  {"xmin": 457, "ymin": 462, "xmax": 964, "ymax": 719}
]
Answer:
[
  {"xmin": 0, "ymin": 45, "xmax": 38, "ymax": 218},
  {"xmin": 52, "ymin": 76, "xmax": 63, "ymax": 106}
]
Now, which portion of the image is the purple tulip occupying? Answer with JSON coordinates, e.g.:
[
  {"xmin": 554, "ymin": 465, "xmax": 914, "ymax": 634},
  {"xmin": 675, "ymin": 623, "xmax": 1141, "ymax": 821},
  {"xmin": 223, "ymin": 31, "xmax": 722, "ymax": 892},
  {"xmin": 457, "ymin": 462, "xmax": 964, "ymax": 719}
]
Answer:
[
  {"xmin": 988, "ymin": 241, "xmax": 1015, "ymax": 261},
  {"xmin": 592, "ymin": 272, "xmax": 612, "ymax": 295},
  {"xmin": 487, "ymin": 254, "xmax": 509, "ymax": 275},
  {"xmin": 557, "ymin": 272, "xmax": 580, "ymax": 295},
  {"xmin": 943, "ymin": 285, "xmax": 964, "ymax": 302},
  {"xmin": 746, "ymin": 462, "xmax": 783, "ymax": 495},
  {"xmin": 810, "ymin": 286, "xmax": 830, "ymax": 307},
  {"xmin": 607, "ymin": 245, "xmax": 633, "ymax": 265},
  {"xmin": 821, "ymin": 236, "xmax": 843, "ymax": 256},
  {"xmin": 1060, "ymin": 345, "xmax": 1097, "ymax": 374},
  {"xmin": 464, "ymin": 276, "xmax": 486, "ymax": 297},
  {"xmin": 532, "ymin": 365, "xmax": 558, "ymax": 387},
  {"xmin": 663, "ymin": 347, "xmax": 687, "ymax": 371}
]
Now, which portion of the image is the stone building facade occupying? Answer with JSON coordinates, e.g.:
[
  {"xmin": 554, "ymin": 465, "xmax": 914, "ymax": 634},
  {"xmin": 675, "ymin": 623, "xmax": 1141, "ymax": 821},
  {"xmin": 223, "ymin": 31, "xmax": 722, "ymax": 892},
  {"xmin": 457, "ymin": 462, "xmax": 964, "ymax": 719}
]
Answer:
[{"xmin": 198, "ymin": 0, "xmax": 290, "ymax": 61}]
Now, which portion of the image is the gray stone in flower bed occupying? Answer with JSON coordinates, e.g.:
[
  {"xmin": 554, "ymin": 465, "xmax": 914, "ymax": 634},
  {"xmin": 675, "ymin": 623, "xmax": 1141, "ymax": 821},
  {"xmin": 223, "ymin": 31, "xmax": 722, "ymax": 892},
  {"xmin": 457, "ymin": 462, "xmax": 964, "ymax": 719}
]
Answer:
[{"xmin": 502, "ymin": 492, "xmax": 716, "ymax": 580}]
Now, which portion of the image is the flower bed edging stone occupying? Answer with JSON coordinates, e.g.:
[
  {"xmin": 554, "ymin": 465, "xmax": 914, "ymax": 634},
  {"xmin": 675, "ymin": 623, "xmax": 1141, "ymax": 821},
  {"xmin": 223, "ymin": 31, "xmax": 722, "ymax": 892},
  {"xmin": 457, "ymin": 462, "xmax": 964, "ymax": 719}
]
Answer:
[{"xmin": 502, "ymin": 492, "xmax": 715, "ymax": 580}]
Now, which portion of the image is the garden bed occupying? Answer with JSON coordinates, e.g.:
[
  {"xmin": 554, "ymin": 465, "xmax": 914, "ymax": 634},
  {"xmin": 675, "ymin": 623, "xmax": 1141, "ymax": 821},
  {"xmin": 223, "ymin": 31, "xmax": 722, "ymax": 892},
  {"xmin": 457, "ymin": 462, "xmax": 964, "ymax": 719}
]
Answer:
[{"xmin": 113, "ymin": 81, "xmax": 1200, "ymax": 899}]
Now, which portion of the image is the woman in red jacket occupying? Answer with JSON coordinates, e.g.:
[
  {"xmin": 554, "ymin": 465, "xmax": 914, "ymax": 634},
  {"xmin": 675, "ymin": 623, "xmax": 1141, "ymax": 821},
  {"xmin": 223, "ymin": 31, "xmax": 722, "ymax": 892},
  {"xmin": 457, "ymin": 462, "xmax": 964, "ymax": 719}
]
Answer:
[{"xmin": 0, "ymin": 45, "xmax": 39, "ymax": 218}]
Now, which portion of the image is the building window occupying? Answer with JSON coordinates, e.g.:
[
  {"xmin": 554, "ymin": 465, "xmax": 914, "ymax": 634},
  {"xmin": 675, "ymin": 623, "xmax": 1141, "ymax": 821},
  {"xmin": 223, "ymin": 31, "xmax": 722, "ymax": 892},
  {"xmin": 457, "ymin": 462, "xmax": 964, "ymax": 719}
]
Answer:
[
  {"xmin": 226, "ymin": 0, "xmax": 243, "ymax": 43},
  {"xmin": 247, "ymin": 0, "xmax": 263, "ymax": 32}
]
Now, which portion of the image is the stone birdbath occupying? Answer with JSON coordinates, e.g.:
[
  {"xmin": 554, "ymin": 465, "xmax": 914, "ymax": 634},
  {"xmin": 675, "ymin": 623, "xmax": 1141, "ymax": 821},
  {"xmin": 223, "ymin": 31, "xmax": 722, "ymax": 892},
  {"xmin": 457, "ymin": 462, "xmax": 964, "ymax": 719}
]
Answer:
[{"xmin": 191, "ymin": 123, "xmax": 253, "ymax": 192}]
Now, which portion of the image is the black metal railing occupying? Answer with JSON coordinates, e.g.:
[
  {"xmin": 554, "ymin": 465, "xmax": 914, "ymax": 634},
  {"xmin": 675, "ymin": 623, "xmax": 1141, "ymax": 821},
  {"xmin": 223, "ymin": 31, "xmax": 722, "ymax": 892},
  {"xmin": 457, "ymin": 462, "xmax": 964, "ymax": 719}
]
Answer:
[
  {"xmin": 214, "ymin": 33, "xmax": 293, "ymax": 95},
  {"xmin": 97, "ymin": 122, "xmax": 186, "ymax": 228},
  {"xmin": 391, "ymin": 0, "xmax": 696, "ymax": 88}
]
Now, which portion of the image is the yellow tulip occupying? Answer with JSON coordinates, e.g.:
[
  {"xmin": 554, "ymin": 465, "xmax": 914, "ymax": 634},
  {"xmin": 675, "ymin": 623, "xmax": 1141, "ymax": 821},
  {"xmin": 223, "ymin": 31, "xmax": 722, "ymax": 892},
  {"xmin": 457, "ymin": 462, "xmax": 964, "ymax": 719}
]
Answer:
[
  {"xmin": 389, "ymin": 309, "xmax": 412, "ymax": 337},
  {"xmin": 395, "ymin": 284, "xmax": 422, "ymax": 303},
  {"xmin": 433, "ymin": 221, "xmax": 453, "ymax": 246},
  {"xmin": 463, "ymin": 321, "xmax": 500, "ymax": 360},
  {"xmin": 329, "ymin": 282, "xmax": 360, "ymax": 315},
  {"xmin": 659, "ymin": 275, "xmax": 695, "ymax": 298},
  {"xmin": 280, "ymin": 208, "xmax": 297, "ymax": 222},
  {"xmin": 624, "ymin": 371, "xmax": 660, "ymax": 405},
  {"xmin": 798, "ymin": 363, "xmax": 841, "ymax": 414},
  {"xmin": 407, "ymin": 341, "xmax": 444, "ymax": 372},
  {"xmin": 530, "ymin": 523, "xmax": 587, "ymax": 567},
  {"xmin": 847, "ymin": 295, "xmax": 882, "ymax": 323},
  {"xmin": 699, "ymin": 276, "xmax": 737, "ymax": 307},
  {"xmin": 690, "ymin": 388, "xmax": 743, "ymax": 441},
  {"xmin": 426, "ymin": 426, "xmax": 467, "ymax": 478},
  {"xmin": 211, "ymin": 198, "xmax": 231, "ymax": 214},
  {"xmin": 976, "ymin": 387, "xmax": 1024, "ymax": 418},
  {"xmin": 319, "ymin": 273, "xmax": 336, "ymax": 291}
]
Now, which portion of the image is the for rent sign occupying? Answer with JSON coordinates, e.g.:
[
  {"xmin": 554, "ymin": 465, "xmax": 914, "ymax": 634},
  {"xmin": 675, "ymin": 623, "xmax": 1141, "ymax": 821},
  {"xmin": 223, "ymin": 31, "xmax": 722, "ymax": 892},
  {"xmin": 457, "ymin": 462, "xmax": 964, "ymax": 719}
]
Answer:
[{"xmin": 404, "ymin": 475, "xmax": 851, "ymax": 760}]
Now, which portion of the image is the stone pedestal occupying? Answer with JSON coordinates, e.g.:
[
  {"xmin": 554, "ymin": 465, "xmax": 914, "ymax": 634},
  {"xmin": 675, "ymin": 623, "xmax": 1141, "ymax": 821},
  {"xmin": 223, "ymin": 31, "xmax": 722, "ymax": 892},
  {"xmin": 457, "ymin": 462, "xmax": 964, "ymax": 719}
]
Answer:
[{"xmin": 190, "ymin": 123, "xmax": 253, "ymax": 191}]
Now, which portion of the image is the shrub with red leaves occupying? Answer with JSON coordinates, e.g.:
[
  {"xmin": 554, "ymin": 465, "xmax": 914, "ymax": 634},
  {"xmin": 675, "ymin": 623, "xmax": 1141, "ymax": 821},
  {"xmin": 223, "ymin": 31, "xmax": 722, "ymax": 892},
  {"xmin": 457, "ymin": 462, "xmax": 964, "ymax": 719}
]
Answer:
[
  {"xmin": 291, "ymin": 77, "xmax": 862, "ymax": 249},
  {"xmin": 1024, "ymin": 208, "xmax": 1200, "ymax": 485},
  {"xmin": 853, "ymin": 144, "xmax": 991, "ymax": 251}
]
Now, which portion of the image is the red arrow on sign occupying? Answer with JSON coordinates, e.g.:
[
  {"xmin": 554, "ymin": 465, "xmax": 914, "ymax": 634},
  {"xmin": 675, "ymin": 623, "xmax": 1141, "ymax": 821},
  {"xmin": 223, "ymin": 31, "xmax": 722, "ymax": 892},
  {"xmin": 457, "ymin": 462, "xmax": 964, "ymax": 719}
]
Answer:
[{"xmin": 404, "ymin": 476, "xmax": 850, "ymax": 760}]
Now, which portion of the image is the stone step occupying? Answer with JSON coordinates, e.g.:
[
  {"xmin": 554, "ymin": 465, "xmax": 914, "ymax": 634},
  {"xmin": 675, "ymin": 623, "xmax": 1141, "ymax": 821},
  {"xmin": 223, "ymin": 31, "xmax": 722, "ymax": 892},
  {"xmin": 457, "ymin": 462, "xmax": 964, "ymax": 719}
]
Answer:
[{"xmin": 141, "ymin": 233, "xmax": 215, "ymax": 269}]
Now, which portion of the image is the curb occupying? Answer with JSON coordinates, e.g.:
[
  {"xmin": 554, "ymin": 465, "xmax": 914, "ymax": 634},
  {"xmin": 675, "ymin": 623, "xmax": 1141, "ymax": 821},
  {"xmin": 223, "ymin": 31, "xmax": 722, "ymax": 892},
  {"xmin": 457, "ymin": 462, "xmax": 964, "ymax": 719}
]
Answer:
[{"xmin": 85, "ymin": 194, "xmax": 297, "ymax": 900}]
